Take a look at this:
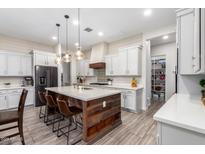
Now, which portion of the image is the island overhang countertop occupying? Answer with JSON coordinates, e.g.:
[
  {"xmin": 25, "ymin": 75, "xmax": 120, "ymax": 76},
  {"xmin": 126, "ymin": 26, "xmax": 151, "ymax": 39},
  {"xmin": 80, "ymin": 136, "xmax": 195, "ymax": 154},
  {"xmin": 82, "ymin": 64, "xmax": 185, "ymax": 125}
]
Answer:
[{"xmin": 45, "ymin": 86, "xmax": 121, "ymax": 101}]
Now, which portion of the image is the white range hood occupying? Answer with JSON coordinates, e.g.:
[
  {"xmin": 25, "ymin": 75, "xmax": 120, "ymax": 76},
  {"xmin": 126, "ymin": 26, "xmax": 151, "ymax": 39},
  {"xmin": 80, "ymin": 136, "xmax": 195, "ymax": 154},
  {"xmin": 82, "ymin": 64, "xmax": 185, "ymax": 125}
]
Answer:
[{"xmin": 89, "ymin": 42, "xmax": 108, "ymax": 69}]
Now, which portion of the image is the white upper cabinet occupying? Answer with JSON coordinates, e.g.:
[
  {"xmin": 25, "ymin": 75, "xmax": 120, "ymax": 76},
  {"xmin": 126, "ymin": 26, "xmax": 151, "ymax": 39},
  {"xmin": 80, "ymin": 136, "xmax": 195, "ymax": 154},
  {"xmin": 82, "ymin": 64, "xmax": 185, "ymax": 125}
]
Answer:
[
  {"xmin": 177, "ymin": 8, "xmax": 205, "ymax": 74},
  {"xmin": 7, "ymin": 54, "xmax": 22, "ymax": 75},
  {"xmin": 33, "ymin": 50, "xmax": 57, "ymax": 67},
  {"xmin": 21, "ymin": 55, "xmax": 32, "ymax": 76},
  {"xmin": 177, "ymin": 9, "xmax": 195, "ymax": 74},
  {"xmin": 105, "ymin": 46, "xmax": 141, "ymax": 76},
  {"xmin": 118, "ymin": 46, "xmax": 142, "ymax": 76},
  {"xmin": 35, "ymin": 53, "xmax": 47, "ymax": 66},
  {"xmin": 84, "ymin": 60, "xmax": 94, "ymax": 76},
  {"xmin": 0, "ymin": 51, "xmax": 32, "ymax": 76},
  {"xmin": 47, "ymin": 54, "xmax": 57, "ymax": 66},
  {"xmin": 76, "ymin": 59, "xmax": 94, "ymax": 76},
  {"xmin": 0, "ymin": 52, "xmax": 8, "ymax": 75},
  {"xmin": 105, "ymin": 55, "xmax": 119, "ymax": 76},
  {"xmin": 127, "ymin": 47, "xmax": 142, "ymax": 75}
]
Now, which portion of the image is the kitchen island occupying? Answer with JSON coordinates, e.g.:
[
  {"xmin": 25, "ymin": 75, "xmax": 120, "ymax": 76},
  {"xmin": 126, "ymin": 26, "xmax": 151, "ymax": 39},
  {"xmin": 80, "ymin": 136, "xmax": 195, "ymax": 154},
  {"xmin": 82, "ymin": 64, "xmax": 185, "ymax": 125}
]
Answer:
[{"xmin": 45, "ymin": 86, "xmax": 122, "ymax": 144}]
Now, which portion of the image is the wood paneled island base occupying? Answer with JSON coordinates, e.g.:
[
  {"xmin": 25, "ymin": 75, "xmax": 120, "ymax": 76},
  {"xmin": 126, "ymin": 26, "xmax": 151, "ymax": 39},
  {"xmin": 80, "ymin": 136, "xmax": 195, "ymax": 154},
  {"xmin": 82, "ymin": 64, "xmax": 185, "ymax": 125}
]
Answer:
[{"xmin": 47, "ymin": 90, "xmax": 121, "ymax": 144}]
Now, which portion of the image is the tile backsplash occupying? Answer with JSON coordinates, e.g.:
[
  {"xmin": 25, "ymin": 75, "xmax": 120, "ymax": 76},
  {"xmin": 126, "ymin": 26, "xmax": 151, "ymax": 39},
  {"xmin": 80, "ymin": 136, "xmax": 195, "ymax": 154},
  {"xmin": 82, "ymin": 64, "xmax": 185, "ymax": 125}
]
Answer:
[
  {"xmin": 0, "ymin": 77, "xmax": 24, "ymax": 86},
  {"xmin": 85, "ymin": 68, "xmax": 142, "ymax": 85}
]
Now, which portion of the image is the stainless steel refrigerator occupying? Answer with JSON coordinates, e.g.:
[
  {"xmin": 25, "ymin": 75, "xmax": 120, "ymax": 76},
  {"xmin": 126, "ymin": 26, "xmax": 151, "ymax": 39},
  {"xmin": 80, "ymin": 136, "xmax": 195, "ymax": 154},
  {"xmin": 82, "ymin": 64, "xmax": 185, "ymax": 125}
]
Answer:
[{"xmin": 34, "ymin": 66, "xmax": 58, "ymax": 107}]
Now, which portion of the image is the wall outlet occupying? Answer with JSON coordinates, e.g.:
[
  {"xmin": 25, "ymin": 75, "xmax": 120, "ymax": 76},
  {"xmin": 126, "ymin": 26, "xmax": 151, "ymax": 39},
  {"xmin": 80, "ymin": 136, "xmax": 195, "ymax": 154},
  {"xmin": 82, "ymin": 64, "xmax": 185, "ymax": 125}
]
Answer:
[{"xmin": 103, "ymin": 101, "xmax": 106, "ymax": 108}]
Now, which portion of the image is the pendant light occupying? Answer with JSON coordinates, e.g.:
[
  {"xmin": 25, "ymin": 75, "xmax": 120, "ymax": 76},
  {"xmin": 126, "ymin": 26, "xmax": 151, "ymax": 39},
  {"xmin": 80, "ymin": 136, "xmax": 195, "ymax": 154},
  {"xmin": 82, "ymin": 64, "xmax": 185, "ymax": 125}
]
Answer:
[
  {"xmin": 55, "ymin": 23, "xmax": 62, "ymax": 64},
  {"xmin": 63, "ymin": 15, "xmax": 71, "ymax": 63},
  {"xmin": 75, "ymin": 8, "xmax": 84, "ymax": 60}
]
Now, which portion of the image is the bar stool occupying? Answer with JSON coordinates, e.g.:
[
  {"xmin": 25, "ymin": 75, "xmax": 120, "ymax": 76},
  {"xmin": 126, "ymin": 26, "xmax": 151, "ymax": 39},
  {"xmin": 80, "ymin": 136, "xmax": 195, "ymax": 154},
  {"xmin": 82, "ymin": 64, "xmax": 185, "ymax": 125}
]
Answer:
[
  {"xmin": 45, "ymin": 94, "xmax": 63, "ymax": 132},
  {"xmin": 38, "ymin": 91, "xmax": 47, "ymax": 122},
  {"xmin": 56, "ymin": 99, "xmax": 82, "ymax": 145},
  {"xmin": 0, "ymin": 89, "xmax": 28, "ymax": 145}
]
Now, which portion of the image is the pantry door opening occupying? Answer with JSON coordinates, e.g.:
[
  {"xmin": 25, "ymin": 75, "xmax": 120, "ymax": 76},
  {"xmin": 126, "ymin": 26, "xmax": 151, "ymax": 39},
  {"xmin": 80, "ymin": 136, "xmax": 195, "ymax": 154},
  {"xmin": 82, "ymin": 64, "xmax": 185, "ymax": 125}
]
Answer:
[{"xmin": 151, "ymin": 56, "xmax": 166, "ymax": 102}]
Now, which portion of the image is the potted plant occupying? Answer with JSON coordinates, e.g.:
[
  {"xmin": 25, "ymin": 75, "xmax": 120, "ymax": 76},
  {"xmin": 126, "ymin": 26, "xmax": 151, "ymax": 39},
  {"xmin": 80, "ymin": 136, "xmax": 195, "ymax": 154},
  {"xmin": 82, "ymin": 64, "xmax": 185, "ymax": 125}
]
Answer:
[{"xmin": 199, "ymin": 79, "xmax": 205, "ymax": 105}]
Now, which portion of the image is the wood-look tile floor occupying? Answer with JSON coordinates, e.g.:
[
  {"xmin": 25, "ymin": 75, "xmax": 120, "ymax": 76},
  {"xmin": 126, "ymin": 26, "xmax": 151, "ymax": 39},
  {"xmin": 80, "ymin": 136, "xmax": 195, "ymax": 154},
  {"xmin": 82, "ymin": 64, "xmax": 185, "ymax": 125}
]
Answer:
[{"xmin": 0, "ymin": 101, "xmax": 164, "ymax": 145}]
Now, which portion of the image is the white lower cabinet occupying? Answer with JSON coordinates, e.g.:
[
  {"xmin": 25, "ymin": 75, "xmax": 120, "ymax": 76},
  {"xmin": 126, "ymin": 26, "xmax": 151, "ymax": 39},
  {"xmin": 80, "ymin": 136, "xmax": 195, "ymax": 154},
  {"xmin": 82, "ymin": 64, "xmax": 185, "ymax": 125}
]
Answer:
[
  {"xmin": 7, "ymin": 90, "xmax": 22, "ymax": 108},
  {"xmin": 0, "ymin": 91, "xmax": 7, "ymax": 110},
  {"xmin": 0, "ymin": 87, "xmax": 34, "ymax": 111},
  {"xmin": 157, "ymin": 122, "xmax": 205, "ymax": 145},
  {"xmin": 25, "ymin": 88, "xmax": 34, "ymax": 106},
  {"xmin": 120, "ymin": 89, "xmax": 142, "ymax": 112}
]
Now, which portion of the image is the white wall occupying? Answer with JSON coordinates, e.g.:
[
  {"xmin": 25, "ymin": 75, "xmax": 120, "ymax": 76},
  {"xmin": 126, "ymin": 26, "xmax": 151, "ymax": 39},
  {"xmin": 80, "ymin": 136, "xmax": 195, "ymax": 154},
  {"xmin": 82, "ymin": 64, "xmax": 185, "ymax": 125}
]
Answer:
[
  {"xmin": 0, "ymin": 34, "xmax": 54, "ymax": 53},
  {"xmin": 178, "ymin": 75, "xmax": 205, "ymax": 96},
  {"xmin": 151, "ymin": 42, "xmax": 177, "ymax": 100}
]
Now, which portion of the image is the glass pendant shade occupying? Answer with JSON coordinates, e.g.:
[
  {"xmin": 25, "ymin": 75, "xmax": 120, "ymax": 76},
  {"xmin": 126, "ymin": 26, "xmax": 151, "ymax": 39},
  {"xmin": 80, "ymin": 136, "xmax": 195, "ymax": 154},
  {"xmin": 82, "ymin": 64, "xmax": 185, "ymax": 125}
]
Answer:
[
  {"xmin": 75, "ymin": 48, "xmax": 83, "ymax": 57},
  {"xmin": 56, "ymin": 56, "xmax": 61, "ymax": 64},
  {"xmin": 63, "ymin": 51, "xmax": 71, "ymax": 63}
]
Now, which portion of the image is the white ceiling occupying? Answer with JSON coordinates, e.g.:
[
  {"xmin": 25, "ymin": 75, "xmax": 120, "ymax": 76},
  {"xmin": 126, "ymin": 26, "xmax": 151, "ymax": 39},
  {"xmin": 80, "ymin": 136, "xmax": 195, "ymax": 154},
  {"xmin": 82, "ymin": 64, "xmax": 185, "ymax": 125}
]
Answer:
[
  {"xmin": 151, "ymin": 32, "xmax": 176, "ymax": 46},
  {"xmin": 0, "ymin": 8, "xmax": 176, "ymax": 50}
]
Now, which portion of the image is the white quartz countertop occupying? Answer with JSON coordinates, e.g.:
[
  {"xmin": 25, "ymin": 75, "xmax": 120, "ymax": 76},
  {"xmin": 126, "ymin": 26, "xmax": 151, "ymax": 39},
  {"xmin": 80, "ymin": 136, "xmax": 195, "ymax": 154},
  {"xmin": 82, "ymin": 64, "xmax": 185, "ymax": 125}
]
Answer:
[
  {"xmin": 153, "ymin": 94, "xmax": 205, "ymax": 134},
  {"xmin": 0, "ymin": 85, "xmax": 34, "ymax": 90},
  {"xmin": 85, "ymin": 83, "xmax": 143, "ymax": 91},
  {"xmin": 45, "ymin": 86, "xmax": 121, "ymax": 101}
]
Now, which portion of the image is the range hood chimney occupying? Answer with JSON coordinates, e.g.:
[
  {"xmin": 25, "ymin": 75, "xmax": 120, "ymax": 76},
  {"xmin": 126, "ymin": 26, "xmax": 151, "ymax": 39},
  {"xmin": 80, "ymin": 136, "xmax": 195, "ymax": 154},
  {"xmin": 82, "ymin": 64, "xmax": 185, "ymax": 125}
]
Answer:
[{"xmin": 89, "ymin": 42, "xmax": 108, "ymax": 69}]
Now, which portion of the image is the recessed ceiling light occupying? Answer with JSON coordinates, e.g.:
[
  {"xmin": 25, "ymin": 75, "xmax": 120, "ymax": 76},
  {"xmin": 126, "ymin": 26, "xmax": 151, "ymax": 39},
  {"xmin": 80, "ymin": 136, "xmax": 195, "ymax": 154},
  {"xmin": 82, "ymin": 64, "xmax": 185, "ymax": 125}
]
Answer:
[
  {"xmin": 72, "ymin": 20, "xmax": 79, "ymax": 26},
  {"xmin": 144, "ymin": 9, "xmax": 152, "ymax": 16},
  {"xmin": 162, "ymin": 35, "xmax": 169, "ymax": 40},
  {"xmin": 75, "ymin": 42, "xmax": 79, "ymax": 46},
  {"xmin": 98, "ymin": 32, "xmax": 104, "ymax": 36},
  {"xmin": 52, "ymin": 36, "xmax": 57, "ymax": 40}
]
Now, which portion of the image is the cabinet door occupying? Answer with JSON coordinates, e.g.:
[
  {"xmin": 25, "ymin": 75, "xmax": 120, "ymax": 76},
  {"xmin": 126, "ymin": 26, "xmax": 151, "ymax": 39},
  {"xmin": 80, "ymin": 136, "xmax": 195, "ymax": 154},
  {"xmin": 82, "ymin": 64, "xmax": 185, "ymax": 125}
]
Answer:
[
  {"xmin": 21, "ymin": 55, "xmax": 32, "ymax": 76},
  {"xmin": 76, "ymin": 60, "xmax": 85, "ymax": 76},
  {"xmin": 127, "ymin": 47, "xmax": 141, "ymax": 75},
  {"xmin": 121, "ymin": 92, "xmax": 126, "ymax": 108},
  {"xmin": 7, "ymin": 91, "xmax": 21, "ymax": 109},
  {"xmin": 76, "ymin": 60, "xmax": 81, "ymax": 76},
  {"xmin": 118, "ymin": 49, "xmax": 127, "ymax": 75},
  {"xmin": 84, "ymin": 60, "xmax": 94, "ymax": 76},
  {"xmin": 178, "ymin": 9, "xmax": 195, "ymax": 74},
  {"xmin": 112, "ymin": 55, "xmax": 119, "ymax": 75},
  {"xmin": 124, "ymin": 91, "xmax": 136, "ymax": 111},
  {"xmin": 47, "ymin": 55, "xmax": 57, "ymax": 67},
  {"xmin": 0, "ymin": 53, "xmax": 8, "ymax": 75},
  {"xmin": 7, "ymin": 54, "xmax": 21, "ymax": 76},
  {"xmin": 84, "ymin": 60, "xmax": 89, "ymax": 76},
  {"xmin": 105, "ymin": 56, "xmax": 112, "ymax": 75},
  {"xmin": 35, "ymin": 53, "xmax": 47, "ymax": 66},
  {"xmin": 0, "ymin": 94, "xmax": 7, "ymax": 110},
  {"xmin": 26, "ymin": 56, "xmax": 32, "ymax": 76},
  {"xmin": 193, "ymin": 8, "xmax": 201, "ymax": 73},
  {"xmin": 25, "ymin": 89, "xmax": 34, "ymax": 105}
]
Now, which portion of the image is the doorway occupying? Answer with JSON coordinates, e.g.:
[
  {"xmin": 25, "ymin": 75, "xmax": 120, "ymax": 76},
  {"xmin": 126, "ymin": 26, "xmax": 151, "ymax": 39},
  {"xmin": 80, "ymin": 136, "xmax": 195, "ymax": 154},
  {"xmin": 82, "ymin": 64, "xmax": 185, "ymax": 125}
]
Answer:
[
  {"xmin": 151, "ymin": 56, "xmax": 166, "ymax": 101},
  {"xmin": 148, "ymin": 32, "xmax": 177, "ymax": 104}
]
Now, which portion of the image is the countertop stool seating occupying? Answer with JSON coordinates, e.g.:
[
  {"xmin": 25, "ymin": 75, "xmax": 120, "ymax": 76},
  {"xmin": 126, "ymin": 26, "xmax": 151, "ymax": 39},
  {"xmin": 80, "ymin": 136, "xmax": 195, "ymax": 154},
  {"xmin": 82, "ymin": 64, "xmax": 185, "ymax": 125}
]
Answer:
[
  {"xmin": 56, "ymin": 99, "xmax": 82, "ymax": 145},
  {"xmin": 0, "ymin": 89, "xmax": 28, "ymax": 145},
  {"xmin": 38, "ymin": 91, "xmax": 47, "ymax": 122},
  {"xmin": 45, "ymin": 94, "xmax": 63, "ymax": 132}
]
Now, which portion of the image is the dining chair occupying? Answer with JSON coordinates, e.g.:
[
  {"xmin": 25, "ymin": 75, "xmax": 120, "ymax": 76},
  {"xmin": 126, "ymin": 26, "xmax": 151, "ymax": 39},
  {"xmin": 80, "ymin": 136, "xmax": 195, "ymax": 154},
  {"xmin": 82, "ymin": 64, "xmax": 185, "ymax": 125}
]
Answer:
[{"xmin": 0, "ymin": 89, "xmax": 28, "ymax": 145}]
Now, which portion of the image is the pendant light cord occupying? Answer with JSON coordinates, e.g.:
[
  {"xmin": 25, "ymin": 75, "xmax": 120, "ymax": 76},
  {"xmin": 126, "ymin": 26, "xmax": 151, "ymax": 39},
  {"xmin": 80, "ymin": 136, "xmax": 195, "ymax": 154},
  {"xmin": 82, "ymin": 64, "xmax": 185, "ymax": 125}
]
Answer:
[
  {"xmin": 56, "ymin": 23, "xmax": 60, "ymax": 44},
  {"xmin": 78, "ymin": 8, "xmax": 80, "ymax": 49},
  {"xmin": 66, "ymin": 16, "xmax": 68, "ymax": 51}
]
